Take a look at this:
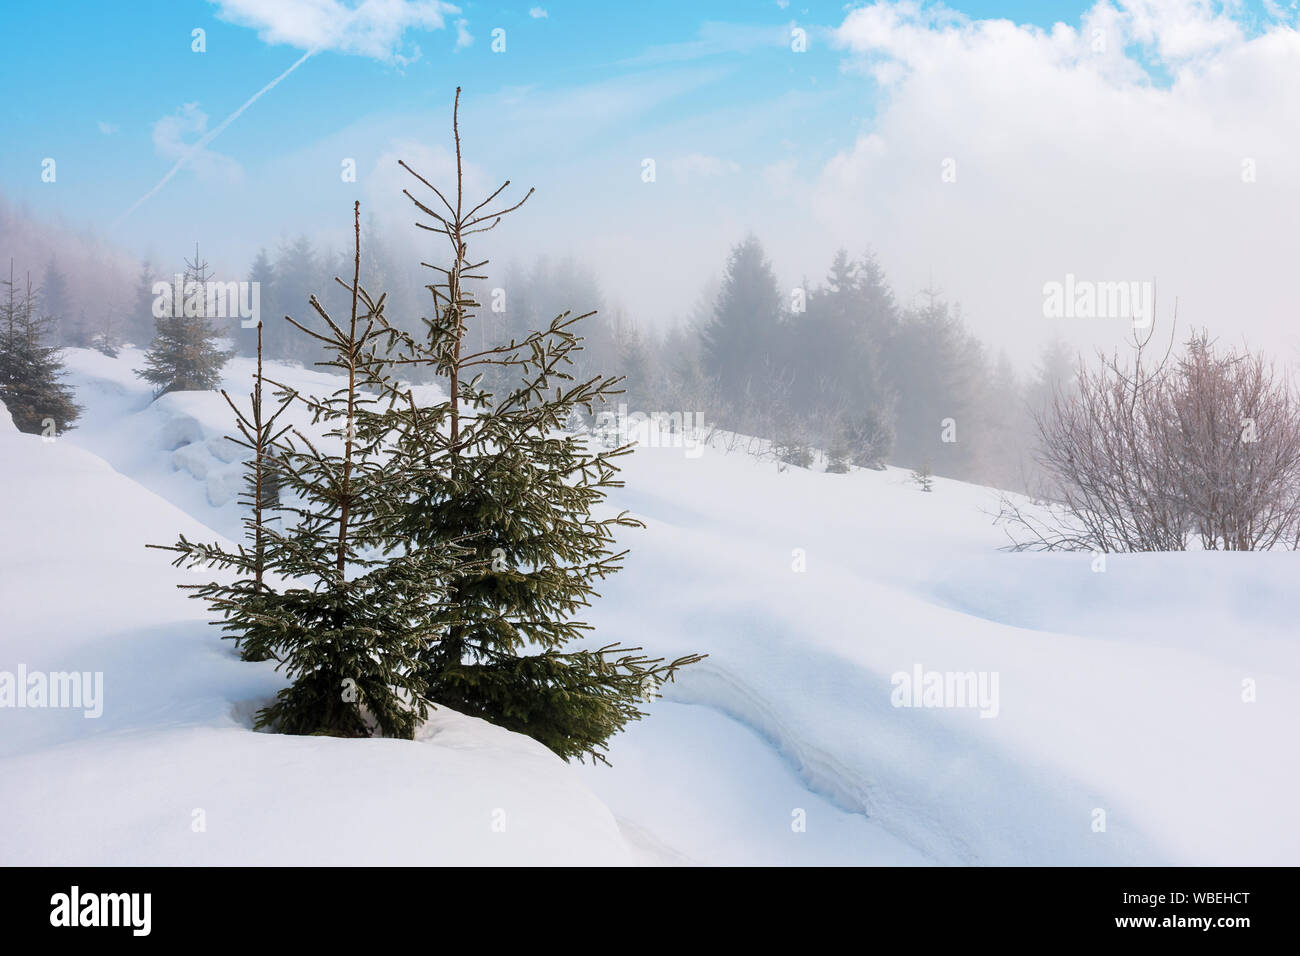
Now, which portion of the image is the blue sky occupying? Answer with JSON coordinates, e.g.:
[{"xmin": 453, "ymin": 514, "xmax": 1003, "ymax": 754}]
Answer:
[
  {"xmin": 2, "ymin": 1, "xmax": 1297, "ymax": 361},
  {"xmin": 1, "ymin": 1, "xmax": 1097, "ymax": 237}
]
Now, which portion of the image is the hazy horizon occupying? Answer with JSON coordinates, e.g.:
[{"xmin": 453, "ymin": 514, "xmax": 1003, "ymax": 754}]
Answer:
[{"xmin": 4, "ymin": 0, "xmax": 1300, "ymax": 368}]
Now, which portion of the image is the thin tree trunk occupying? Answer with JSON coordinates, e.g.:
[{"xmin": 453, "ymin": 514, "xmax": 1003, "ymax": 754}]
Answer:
[
  {"xmin": 449, "ymin": 87, "xmax": 465, "ymax": 452},
  {"xmin": 253, "ymin": 320, "xmax": 265, "ymax": 590},
  {"xmin": 337, "ymin": 201, "xmax": 362, "ymax": 580}
]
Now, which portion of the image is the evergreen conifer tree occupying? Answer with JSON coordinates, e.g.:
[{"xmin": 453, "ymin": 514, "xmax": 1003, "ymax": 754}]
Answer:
[
  {"xmin": 154, "ymin": 206, "xmax": 462, "ymax": 738},
  {"xmin": 0, "ymin": 261, "xmax": 81, "ymax": 435},
  {"xmin": 240, "ymin": 248, "xmax": 276, "ymax": 358},
  {"xmin": 136, "ymin": 245, "xmax": 232, "ymax": 396},
  {"xmin": 152, "ymin": 96, "xmax": 702, "ymax": 757},
  {"xmin": 267, "ymin": 237, "xmax": 319, "ymax": 363},
  {"xmin": 193, "ymin": 319, "xmax": 294, "ymax": 663},
  {"xmin": 701, "ymin": 235, "xmax": 783, "ymax": 408},
  {"xmin": 379, "ymin": 89, "xmax": 703, "ymax": 763},
  {"xmin": 617, "ymin": 324, "xmax": 653, "ymax": 410}
]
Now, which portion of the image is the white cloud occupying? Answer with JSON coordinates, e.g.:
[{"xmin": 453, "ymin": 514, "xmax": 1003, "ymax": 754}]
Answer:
[
  {"xmin": 1122, "ymin": 0, "xmax": 1242, "ymax": 61},
  {"xmin": 812, "ymin": 0, "xmax": 1300, "ymax": 362},
  {"xmin": 454, "ymin": 18, "xmax": 473, "ymax": 50},
  {"xmin": 97, "ymin": 121, "xmax": 119, "ymax": 135},
  {"xmin": 208, "ymin": 0, "xmax": 457, "ymax": 64},
  {"xmin": 152, "ymin": 103, "xmax": 242, "ymax": 184},
  {"xmin": 1262, "ymin": 0, "xmax": 1299, "ymax": 24},
  {"xmin": 529, "ymin": 6, "xmax": 548, "ymax": 18}
]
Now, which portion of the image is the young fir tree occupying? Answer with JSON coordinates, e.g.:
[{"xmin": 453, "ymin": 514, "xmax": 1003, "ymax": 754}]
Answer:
[
  {"xmin": 190, "ymin": 319, "xmax": 293, "ymax": 664},
  {"xmin": 911, "ymin": 462, "xmax": 935, "ymax": 492},
  {"xmin": 136, "ymin": 245, "xmax": 232, "ymax": 396},
  {"xmin": 153, "ymin": 205, "xmax": 462, "ymax": 738},
  {"xmin": 0, "ymin": 261, "xmax": 81, "ymax": 435},
  {"xmin": 377, "ymin": 89, "xmax": 704, "ymax": 764}
]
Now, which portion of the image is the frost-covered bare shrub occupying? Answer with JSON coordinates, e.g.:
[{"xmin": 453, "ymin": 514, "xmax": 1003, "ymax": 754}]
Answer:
[
  {"xmin": 999, "ymin": 322, "xmax": 1300, "ymax": 552},
  {"xmin": 1166, "ymin": 333, "xmax": 1300, "ymax": 550},
  {"xmin": 840, "ymin": 405, "xmax": 894, "ymax": 470},
  {"xmin": 1028, "ymin": 323, "xmax": 1185, "ymax": 551}
]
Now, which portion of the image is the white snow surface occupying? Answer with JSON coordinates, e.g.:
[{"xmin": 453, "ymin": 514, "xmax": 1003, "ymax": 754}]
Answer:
[
  {"xmin": 1, "ymin": 347, "xmax": 1296, "ymax": 865},
  {"xmin": 0, "ymin": 394, "xmax": 634, "ymax": 864}
]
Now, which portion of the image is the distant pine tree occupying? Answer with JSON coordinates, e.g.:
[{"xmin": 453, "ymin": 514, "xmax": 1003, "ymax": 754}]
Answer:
[
  {"xmin": 0, "ymin": 261, "xmax": 81, "ymax": 435},
  {"xmin": 1028, "ymin": 334, "xmax": 1077, "ymax": 414},
  {"xmin": 885, "ymin": 289, "xmax": 984, "ymax": 475},
  {"xmin": 617, "ymin": 324, "xmax": 652, "ymax": 410},
  {"xmin": 136, "ymin": 245, "xmax": 232, "ymax": 396},
  {"xmin": 267, "ymin": 236, "xmax": 319, "ymax": 363},
  {"xmin": 238, "ymin": 248, "xmax": 276, "ymax": 358},
  {"xmin": 380, "ymin": 89, "xmax": 704, "ymax": 763},
  {"xmin": 701, "ymin": 235, "xmax": 783, "ymax": 408}
]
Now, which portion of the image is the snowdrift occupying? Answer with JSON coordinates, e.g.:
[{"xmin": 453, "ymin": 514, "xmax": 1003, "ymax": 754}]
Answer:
[
  {"xmin": 6, "ymin": 347, "xmax": 1294, "ymax": 866},
  {"xmin": 0, "ymin": 397, "xmax": 639, "ymax": 865},
  {"xmin": 586, "ymin": 428, "xmax": 1300, "ymax": 865}
]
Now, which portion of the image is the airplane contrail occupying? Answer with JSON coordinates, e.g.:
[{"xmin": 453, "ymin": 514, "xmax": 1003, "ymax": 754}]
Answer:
[{"xmin": 113, "ymin": 48, "xmax": 315, "ymax": 227}]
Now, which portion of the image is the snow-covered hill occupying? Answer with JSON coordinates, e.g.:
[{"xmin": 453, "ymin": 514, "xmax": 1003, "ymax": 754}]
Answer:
[
  {"xmin": 3, "ymin": 346, "xmax": 1296, "ymax": 865},
  {"xmin": 0, "ymin": 370, "xmax": 638, "ymax": 866}
]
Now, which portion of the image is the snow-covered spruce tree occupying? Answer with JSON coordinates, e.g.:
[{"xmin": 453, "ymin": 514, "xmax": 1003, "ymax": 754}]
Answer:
[
  {"xmin": 153, "ymin": 205, "xmax": 462, "ymax": 738},
  {"xmin": 378, "ymin": 89, "xmax": 704, "ymax": 763},
  {"xmin": 136, "ymin": 246, "xmax": 232, "ymax": 396},
  {"xmin": 0, "ymin": 261, "xmax": 81, "ymax": 435}
]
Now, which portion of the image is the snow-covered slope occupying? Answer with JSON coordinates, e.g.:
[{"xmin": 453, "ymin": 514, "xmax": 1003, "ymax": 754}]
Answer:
[
  {"xmin": 583, "ymin": 451, "xmax": 1300, "ymax": 865},
  {"xmin": 6, "ymin": 347, "xmax": 1295, "ymax": 866},
  {"xmin": 0, "ymin": 393, "xmax": 639, "ymax": 865}
]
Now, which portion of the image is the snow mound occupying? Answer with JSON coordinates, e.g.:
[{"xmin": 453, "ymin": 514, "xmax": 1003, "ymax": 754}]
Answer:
[
  {"xmin": 28, "ymin": 346, "xmax": 1300, "ymax": 865},
  {"xmin": 582, "ymin": 424, "xmax": 1300, "ymax": 865},
  {"xmin": 0, "ymin": 419, "xmax": 638, "ymax": 865},
  {"xmin": 58, "ymin": 347, "xmax": 444, "ymax": 538}
]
